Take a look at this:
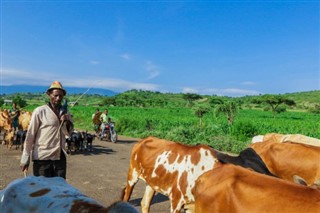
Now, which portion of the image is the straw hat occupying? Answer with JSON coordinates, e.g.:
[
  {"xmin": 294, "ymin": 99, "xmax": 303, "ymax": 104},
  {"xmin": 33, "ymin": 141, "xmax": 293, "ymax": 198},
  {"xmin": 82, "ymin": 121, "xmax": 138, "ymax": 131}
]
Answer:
[{"xmin": 46, "ymin": 81, "xmax": 66, "ymax": 95}]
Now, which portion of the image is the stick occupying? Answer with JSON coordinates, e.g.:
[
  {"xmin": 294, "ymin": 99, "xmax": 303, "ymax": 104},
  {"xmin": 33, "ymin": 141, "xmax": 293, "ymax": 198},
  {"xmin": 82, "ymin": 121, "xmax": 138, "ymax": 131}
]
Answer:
[{"xmin": 23, "ymin": 169, "xmax": 28, "ymax": 177}]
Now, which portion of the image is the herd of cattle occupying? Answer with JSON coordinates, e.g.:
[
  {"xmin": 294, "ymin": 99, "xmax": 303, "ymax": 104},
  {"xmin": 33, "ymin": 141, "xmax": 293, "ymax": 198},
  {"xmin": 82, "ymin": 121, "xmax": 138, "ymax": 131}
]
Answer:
[
  {"xmin": 1, "ymin": 107, "xmax": 319, "ymax": 212},
  {"xmin": 0, "ymin": 109, "xmax": 31, "ymax": 150},
  {"xmin": 121, "ymin": 133, "xmax": 320, "ymax": 213},
  {"xmin": 0, "ymin": 109, "xmax": 95, "ymax": 153}
]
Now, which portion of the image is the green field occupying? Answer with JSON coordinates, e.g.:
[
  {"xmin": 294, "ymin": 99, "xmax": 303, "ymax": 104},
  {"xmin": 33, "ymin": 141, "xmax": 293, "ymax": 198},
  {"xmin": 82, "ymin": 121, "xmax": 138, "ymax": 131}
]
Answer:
[
  {"xmin": 65, "ymin": 106, "xmax": 319, "ymax": 153},
  {"xmin": 3, "ymin": 90, "xmax": 320, "ymax": 153}
]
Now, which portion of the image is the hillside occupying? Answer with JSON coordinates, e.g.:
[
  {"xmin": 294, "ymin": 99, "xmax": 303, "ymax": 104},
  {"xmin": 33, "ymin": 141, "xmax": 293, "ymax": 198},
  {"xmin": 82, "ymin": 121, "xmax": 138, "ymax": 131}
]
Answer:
[
  {"xmin": 1, "ymin": 88, "xmax": 319, "ymax": 111},
  {"xmin": 282, "ymin": 90, "xmax": 320, "ymax": 107}
]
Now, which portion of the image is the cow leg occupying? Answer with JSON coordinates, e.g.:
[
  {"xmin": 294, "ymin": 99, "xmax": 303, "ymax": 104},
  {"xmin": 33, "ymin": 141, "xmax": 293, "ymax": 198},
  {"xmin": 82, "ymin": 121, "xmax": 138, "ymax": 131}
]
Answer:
[
  {"xmin": 122, "ymin": 168, "xmax": 139, "ymax": 202},
  {"xmin": 15, "ymin": 134, "xmax": 19, "ymax": 150},
  {"xmin": 184, "ymin": 203, "xmax": 195, "ymax": 213},
  {"xmin": 170, "ymin": 187, "xmax": 185, "ymax": 213},
  {"xmin": 141, "ymin": 185, "xmax": 155, "ymax": 213},
  {"xmin": 19, "ymin": 134, "xmax": 23, "ymax": 151}
]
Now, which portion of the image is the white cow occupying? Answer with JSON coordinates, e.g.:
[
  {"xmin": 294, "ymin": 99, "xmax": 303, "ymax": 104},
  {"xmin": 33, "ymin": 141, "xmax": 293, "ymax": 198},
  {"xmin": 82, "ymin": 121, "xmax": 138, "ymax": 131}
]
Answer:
[{"xmin": 0, "ymin": 176, "xmax": 138, "ymax": 213}]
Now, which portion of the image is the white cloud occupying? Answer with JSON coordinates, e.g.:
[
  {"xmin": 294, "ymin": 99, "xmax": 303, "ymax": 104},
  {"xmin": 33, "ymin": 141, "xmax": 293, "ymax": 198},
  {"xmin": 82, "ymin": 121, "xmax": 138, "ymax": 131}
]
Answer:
[
  {"xmin": 180, "ymin": 86, "xmax": 261, "ymax": 97},
  {"xmin": 89, "ymin": 60, "xmax": 100, "ymax": 65},
  {"xmin": 65, "ymin": 78, "xmax": 159, "ymax": 91},
  {"xmin": 120, "ymin": 53, "xmax": 131, "ymax": 60},
  {"xmin": 1, "ymin": 68, "xmax": 260, "ymax": 96},
  {"xmin": 145, "ymin": 61, "xmax": 160, "ymax": 79},
  {"xmin": 202, "ymin": 88, "xmax": 261, "ymax": 97},
  {"xmin": 182, "ymin": 87, "xmax": 199, "ymax": 94},
  {"xmin": 241, "ymin": 81, "xmax": 256, "ymax": 86},
  {"xmin": 1, "ymin": 67, "xmax": 159, "ymax": 92},
  {"xmin": 1, "ymin": 68, "xmax": 56, "ymax": 86}
]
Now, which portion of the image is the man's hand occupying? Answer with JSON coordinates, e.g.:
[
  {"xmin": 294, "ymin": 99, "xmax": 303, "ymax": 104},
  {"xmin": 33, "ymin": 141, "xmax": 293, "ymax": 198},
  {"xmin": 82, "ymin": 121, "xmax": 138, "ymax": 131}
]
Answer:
[
  {"xmin": 20, "ymin": 164, "xmax": 29, "ymax": 173},
  {"xmin": 60, "ymin": 114, "xmax": 70, "ymax": 121}
]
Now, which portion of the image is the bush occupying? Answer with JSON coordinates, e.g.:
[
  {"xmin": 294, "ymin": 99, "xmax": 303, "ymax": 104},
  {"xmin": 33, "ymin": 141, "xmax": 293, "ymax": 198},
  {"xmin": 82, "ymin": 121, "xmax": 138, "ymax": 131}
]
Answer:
[
  {"xmin": 275, "ymin": 105, "xmax": 286, "ymax": 114},
  {"xmin": 231, "ymin": 121, "xmax": 258, "ymax": 142},
  {"xmin": 308, "ymin": 104, "xmax": 320, "ymax": 114}
]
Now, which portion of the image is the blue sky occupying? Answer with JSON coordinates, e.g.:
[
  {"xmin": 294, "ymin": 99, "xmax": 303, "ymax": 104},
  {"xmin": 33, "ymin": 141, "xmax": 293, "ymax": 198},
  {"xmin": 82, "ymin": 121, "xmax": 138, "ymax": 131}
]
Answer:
[{"xmin": 1, "ymin": 1, "xmax": 319, "ymax": 97}]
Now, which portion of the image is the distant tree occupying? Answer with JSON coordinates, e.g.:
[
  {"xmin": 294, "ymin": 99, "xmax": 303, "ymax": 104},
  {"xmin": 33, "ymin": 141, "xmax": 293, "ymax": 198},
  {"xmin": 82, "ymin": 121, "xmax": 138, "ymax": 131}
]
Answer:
[
  {"xmin": 252, "ymin": 95, "xmax": 295, "ymax": 117},
  {"xmin": 192, "ymin": 103, "xmax": 211, "ymax": 127},
  {"xmin": 0, "ymin": 98, "xmax": 4, "ymax": 106},
  {"xmin": 102, "ymin": 97, "xmax": 116, "ymax": 106},
  {"xmin": 209, "ymin": 97, "xmax": 224, "ymax": 107},
  {"xmin": 215, "ymin": 101, "xmax": 238, "ymax": 125},
  {"xmin": 12, "ymin": 95, "xmax": 27, "ymax": 108},
  {"xmin": 183, "ymin": 93, "xmax": 202, "ymax": 107}
]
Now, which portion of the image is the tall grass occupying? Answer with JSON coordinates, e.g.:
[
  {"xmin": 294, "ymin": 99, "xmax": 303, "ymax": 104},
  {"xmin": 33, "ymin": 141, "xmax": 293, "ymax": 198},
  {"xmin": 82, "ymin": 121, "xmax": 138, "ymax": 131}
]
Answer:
[{"xmin": 68, "ymin": 106, "xmax": 320, "ymax": 153}]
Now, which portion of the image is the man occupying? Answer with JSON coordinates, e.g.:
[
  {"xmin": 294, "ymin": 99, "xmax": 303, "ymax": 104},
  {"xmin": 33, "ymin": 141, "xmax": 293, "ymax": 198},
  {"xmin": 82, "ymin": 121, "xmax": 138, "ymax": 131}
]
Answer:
[
  {"xmin": 20, "ymin": 81, "xmax": 73, "ymax": 179},
  {"xmin": 99, "ymin": 109, "xmax": 110, "ymax": 139},
  {"xmin": 9, "ymin": 102, "xmax": 20, "ymax": 132},
  {"xmin": 92, "ymin": 108, "xmax": 101, "ymax": 134}
]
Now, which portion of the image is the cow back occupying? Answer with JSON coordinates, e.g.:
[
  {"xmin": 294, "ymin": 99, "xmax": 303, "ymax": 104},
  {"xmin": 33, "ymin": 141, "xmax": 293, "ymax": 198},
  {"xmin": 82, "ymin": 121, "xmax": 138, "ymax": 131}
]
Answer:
[
  {"xmin": 250, "ymin": 140, "xmax": 320, "ymax": 185},
  {"xmin": 191, "ymin": 164, "xmax": 320, "ymax": 213}
]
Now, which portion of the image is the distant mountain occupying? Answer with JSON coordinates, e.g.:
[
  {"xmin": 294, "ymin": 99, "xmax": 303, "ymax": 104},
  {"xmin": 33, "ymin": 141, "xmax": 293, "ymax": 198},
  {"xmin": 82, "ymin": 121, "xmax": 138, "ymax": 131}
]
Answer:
[{"xmin": 0, "ymin": 85, "xmax": 117, "ymax": 96}]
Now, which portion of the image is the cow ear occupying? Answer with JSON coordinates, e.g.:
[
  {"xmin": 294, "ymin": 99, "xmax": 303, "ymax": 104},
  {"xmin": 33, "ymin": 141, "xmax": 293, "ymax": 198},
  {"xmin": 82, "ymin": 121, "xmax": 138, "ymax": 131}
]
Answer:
[{"xmin": 293, "ymin": 175, "xmax": 307, "ymax": 186}]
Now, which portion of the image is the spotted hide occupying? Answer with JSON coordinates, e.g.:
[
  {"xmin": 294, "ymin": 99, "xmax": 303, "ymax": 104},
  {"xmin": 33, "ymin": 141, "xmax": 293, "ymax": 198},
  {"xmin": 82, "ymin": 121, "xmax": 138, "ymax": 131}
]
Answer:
[
  {"xmin": 0, "ymin": 176, "xmax": 138, "ymax": 213},
  {"xmin": 121, "ymin": 136, "xmax": 221, "ymax": 213},
  {"xmin": 186, "ymin": 164, "xmax": 320, "ymax": 213}
]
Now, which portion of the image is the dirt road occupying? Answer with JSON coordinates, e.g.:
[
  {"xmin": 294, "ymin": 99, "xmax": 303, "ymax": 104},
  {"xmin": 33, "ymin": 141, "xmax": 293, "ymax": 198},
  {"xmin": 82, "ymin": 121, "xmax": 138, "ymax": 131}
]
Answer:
[{"xmin": 0, "ymin": 135, "xmax": 171, "ymax": 212}]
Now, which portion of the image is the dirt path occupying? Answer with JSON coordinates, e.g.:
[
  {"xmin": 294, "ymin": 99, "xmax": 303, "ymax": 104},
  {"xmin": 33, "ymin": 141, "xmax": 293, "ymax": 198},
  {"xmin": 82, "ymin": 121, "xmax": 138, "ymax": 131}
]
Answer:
[{"xmin": 0, "ymin": 135, "xmax": 171, "ymax": 212}]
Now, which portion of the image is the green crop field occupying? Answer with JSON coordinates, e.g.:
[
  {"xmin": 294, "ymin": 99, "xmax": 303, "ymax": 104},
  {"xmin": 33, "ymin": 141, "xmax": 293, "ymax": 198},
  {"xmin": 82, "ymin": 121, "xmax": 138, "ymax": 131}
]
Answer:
[
  {"xmin": 3, "ymin": 90, "xmax": 320, "ymax": 153},
  {"xmin": 65, "ymin": 106, "xmax": 320, "ymax": 153}
]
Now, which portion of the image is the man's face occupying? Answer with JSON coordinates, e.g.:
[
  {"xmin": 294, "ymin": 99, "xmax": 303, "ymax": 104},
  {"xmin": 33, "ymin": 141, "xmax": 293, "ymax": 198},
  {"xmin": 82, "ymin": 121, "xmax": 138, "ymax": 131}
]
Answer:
[{"xmin": 49, "ymin": 89, "xmax": 64, "ymax": 108}]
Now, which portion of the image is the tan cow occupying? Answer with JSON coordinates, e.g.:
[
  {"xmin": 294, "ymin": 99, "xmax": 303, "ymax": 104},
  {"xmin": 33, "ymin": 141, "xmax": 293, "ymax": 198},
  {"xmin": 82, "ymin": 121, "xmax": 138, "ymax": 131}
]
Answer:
[
  {"xmin": 250, "ymin": 138, "xmax": 320, "ymax": 186},
  {"xmin": 18, "ymin": 111, "xmax": 32, "ymax": 131},
  {"xmin": 5, "ymin": 129, "xmax": 15, "ymax": 149},
  {"xmin": 0, "ymin": 109, "xmax": 13, "ymax": 132},
  {"xmin": 186, "ymin": 164, "xmax": 320, "ymax": 213},
  {"xmin": 252, "ymin": 133, "xmax": 320, "ymax": 147},
  {"xmin": 0, "ymin": 109, "xmax": 13, "ymax": 145},
  {"xmin": 121, "ymin": 136, "xmax": 221, "ymax": 213}
]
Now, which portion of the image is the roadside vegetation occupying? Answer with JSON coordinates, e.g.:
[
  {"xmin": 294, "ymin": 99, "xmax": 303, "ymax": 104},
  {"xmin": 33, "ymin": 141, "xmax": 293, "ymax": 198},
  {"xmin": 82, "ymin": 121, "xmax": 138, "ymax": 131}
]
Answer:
[{"xmin": 1, "ymin": 90, "xmax": 319, "ymax": 153}]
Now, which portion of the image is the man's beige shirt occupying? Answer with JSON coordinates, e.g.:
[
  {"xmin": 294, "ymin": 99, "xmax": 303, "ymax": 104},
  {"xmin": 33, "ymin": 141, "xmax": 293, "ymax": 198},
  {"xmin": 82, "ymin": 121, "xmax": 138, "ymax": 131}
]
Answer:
[{"xmin": 21, "ymin": 105, "xmax": 72, "ymax": 165}]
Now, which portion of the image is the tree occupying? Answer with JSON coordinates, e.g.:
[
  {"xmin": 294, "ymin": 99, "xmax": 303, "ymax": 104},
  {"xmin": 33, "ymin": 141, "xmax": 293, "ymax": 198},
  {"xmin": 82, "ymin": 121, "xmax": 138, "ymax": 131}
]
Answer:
[
  {"xmin": 183, "ymin": 93, "xmax": 202, "ymax": 107},
  {"xmin": 102, "ymin": 97, "xmax": 116, "ymax": 106},
  {"xmin": 215, "ymin": 101, "xmax": 238, "ymax": 125},
  {"xmin": 12, "ymin": 95, "xmax": 27, "ymax": 108},
  {"xmin": 253, "ymin": 95, "xmax": 296, "ymax": 117},
  {"xmin": 209, "ymin": 97, "xmax": 224, "ymax": 107},
  {"xmin": 192, "ymin": 103, "xmax": 211, "ymax": 127}
]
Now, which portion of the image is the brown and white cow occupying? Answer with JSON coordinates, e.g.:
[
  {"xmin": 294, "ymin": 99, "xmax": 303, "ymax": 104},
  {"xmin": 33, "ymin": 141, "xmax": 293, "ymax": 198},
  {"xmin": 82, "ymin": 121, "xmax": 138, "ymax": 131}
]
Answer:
[
  {"xmin": 0, "ymin": 176, "xmax": 139, "ymax": 213},
  {"xmin": 186, "ymin": 164, "xmax": 320, "ymax": 213},
  {"xmin": 250, "ymin": 138, "xmax": 320, "ymax": 186},
  {"xmin": 121, "ymin": 136, "xmax": 221, "ymax": 213}
]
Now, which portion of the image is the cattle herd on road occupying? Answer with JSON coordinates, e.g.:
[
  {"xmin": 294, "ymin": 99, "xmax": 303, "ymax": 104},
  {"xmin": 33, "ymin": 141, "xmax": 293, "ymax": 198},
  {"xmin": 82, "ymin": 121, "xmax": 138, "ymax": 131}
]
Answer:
[
  {"xmin": 122, "ymin": 134, "xmax": 320, "ymax": 213},
  {"xmin": 0, "ymin": 109, "xmax": 31, "ymax": 150},
  {"xmin": 0, "ymin": 107, "xmax": 319, "ymax": 213}
]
